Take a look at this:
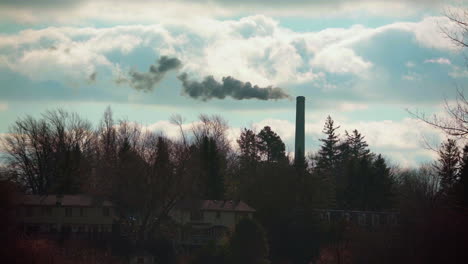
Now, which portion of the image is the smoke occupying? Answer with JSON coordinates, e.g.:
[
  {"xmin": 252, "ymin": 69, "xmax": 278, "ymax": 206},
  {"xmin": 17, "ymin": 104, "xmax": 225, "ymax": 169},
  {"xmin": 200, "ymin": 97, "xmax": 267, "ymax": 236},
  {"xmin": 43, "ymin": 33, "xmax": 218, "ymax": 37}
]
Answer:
[
  {"xmin": 117, "ymin": 55, "xmax": 290, "ymax": 101},
  {"xmin": 88, "ymin": 72, "xmax": 97, "ymax": 83},
  {"xmin": 177, "ymin": 73, "xmax": 290, "ymax": 101},
  {"xmin": 119, "ymin": 56, "xmax": 182, "ymax": 92}
]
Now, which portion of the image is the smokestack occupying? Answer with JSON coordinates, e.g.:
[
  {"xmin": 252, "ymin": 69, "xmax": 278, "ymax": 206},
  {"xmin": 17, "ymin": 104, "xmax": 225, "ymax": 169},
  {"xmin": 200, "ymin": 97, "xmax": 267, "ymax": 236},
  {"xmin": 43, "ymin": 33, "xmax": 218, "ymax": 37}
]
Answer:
[{"xmin": 295, "ymin": 96, "xmax": 305, "ymax": 163}]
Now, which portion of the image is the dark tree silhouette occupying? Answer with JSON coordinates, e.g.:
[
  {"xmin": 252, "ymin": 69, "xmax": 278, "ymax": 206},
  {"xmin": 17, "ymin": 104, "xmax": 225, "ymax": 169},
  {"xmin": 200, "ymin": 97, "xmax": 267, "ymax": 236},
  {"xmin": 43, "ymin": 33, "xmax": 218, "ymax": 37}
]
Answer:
[
  {"xmin": 238, "ymin": 128, "xmax": 260, "ymax": 164},
  {"xmin": 201, "ymin": 136, "xmax": 224, "ymax": 200},
  {"xmin": 257, "ymin": 126, "xmax": 286, "ymax": 163},
  {"xmin": 455, "ymin": 144, "xmax": 468, "ymax": 207},
  {"xmin": 316, "ymin": 116, "xmax": 341, "ymax": 171},
  {"xmin": 436, "ymin": 138, "xmax": 461, "ymax": 197},
  {"xmin": 1, "ymin": 109, "xmax": 94, "ymax": 194},
  {"xmin": 230, "ymin": 218, "xmax": 270, "ymax": 264}
]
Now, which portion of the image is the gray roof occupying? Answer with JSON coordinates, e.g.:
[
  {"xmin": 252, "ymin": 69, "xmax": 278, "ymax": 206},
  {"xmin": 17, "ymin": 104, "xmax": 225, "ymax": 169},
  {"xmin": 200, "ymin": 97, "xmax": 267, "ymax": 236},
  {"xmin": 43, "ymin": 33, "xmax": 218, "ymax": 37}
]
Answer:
[
  {"xmin": 174, "ymin": 199, "xmax": 255, "ymax": 212},
  {"xmin": 19, "ymin": 194, "xmax": 114, "ymax": 207}
]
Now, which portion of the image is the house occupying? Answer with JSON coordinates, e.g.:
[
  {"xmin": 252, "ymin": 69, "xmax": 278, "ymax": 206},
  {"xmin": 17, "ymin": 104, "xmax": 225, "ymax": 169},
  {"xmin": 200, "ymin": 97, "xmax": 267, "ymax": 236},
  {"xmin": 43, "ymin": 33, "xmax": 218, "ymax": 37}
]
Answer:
[
  {"xmin": 16, "ymin": 194, "xmax": 116, "ymax": 239},
  {"xmin": 170, "ymin": 200, "xmax": 255, "ymax": 246},
  {"xmin": 129, "ymin": 249, "xmax": 155, "ymax": 264},
  {"xmin": 314, "ymin": 209, "xmax": 399, "ymax": 229}
]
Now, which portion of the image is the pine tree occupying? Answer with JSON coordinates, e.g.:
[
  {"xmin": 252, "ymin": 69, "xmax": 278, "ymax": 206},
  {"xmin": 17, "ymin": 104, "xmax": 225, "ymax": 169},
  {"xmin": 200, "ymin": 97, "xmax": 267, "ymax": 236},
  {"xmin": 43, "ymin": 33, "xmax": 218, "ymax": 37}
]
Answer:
[
  {"xmin": 201, "ymin": 136, "xmax": 224, "ymax": 200},
  {"xmin": 316, "ymin": 116, "xmax": 340, "ymax": 171},
  {"xmin": 455, "ymin": 144, "xmax": 468, "ymax": 207},
  {"xmin": 346, "ymin": 129, "xmax": 371, "ymax": 159},
  {"xmin": 370, "ymin": 154, "xmax": 394, "ymax": 210},
  {"xmin": 436, "ymin": 139, "xmax": 461, "ymax": 197},
  {"xmin": 257, "ymin": 126, "xmax": 286, "ymax": 163},
  {"xmin": 315, "ymin": 116, "xmax": 341, "ymax": 208}
]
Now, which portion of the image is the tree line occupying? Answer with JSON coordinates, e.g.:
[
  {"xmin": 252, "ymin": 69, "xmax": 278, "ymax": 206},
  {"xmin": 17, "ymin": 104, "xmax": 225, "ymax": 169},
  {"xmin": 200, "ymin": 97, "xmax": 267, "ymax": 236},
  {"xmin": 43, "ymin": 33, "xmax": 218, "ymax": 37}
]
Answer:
[
  {"xmin": 0, "ymin": 107, "xmax": 402, "ymax": 263},
  {"xmin": 2, "ymin": 107, "xmax": 468, "ymax": 263}
]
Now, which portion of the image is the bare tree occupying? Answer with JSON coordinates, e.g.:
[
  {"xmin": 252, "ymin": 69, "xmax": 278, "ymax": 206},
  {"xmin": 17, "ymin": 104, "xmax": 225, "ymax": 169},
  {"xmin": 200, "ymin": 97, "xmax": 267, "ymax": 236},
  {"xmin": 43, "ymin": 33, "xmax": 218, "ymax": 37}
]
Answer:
[
  {"xmin": 91, "ymin": 115, "xmax": 195, "ymax": 243},
  {"xmin": 409, "ymin": 88, "xmax": 468, "ymax": 140},
  {"xmin": 442, "ymin": 7, "xmax": 468, "ymax": 49},
  {"xmin": 409, "ymin": 7, "xmax": 468, "ymax": 140},
  {"xmin": 1, "ymin": 109, "xmax": 93, "ymax": 194}
]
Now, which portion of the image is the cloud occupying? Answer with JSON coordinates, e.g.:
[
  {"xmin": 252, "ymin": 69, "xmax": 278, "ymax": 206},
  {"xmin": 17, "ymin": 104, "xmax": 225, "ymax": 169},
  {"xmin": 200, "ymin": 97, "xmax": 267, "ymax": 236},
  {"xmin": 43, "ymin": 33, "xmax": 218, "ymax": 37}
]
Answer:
[
  {"xmin": 424, "ymin": 57, "xmax": 452, "ymax": 65},
  {"xmin": 449, "ymin": 65, "xmax": 468, "ymax": 78},
  {"xmin": 1, "ymin": 43, "xmax": 111, "ymax": 82},
  {"xmin": 311, "ymin": 46, "xmax": 373, "ymax": 75},
  {"xmin": 118, "ymin": 56, "xmax": 182, "ymax": 91},
  {"xmin": 406, "ymin": 61, "xmax": 416, "ymax": 68},
  {"xmin": 178, "ymin": 73, "xmax": 290, "ymax": 101},
  {"xmin": 144, "ymin": 120, "xmax": 197, "ymax": 139},
  {"xmin": 0, "ymin": 14, "xmax": 464, "ymax": 105},
  {"xmin": 402, "ymin": 72, "xmax": 422, "ymax": 81},
  {"xmin": 0, "ymin": 0, "xmax": 446, "ymax": 24}
]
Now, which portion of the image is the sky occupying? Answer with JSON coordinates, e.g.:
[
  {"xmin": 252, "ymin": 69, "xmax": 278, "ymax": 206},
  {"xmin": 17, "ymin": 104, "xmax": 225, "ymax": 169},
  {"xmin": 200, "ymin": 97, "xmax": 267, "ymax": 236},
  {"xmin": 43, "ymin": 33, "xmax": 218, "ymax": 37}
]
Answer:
[{"xmin": 0, "ymin": 0, "xmax": 467, "ymax": 167}]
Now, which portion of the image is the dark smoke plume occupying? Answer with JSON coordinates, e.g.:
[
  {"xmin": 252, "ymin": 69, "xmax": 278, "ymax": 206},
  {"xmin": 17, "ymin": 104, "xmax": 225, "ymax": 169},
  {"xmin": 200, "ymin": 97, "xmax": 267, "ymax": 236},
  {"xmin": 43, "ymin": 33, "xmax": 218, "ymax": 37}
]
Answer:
[
  {"xmin": 177, "ymin": 73, "xmax": 290, "ymax": 101},
  {"xmin": 88, "ymin": 72, "xmax": 97, "ymax": 83},
  {"xmin": 120, "ymin": 56, "xmax": 182, "ymax": 91}
]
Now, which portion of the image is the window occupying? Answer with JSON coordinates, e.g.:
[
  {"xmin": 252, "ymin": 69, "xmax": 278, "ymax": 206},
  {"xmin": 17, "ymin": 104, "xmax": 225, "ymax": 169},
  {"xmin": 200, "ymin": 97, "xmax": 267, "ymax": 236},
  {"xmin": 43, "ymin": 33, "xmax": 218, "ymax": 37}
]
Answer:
[
  {"xmin": 65, "ymin": 208, "xmax": 72, "ymax": 217},
  {"xmin": 103, "ymin": 207, "xmax": 109, "ymax": 217},
  {"xmin": 235, "ymin": 212, "xmax": 248, "ymax": 221},
  {"xmin": 80, "ymin": 208, "xmax": 86, "ymax": 217},
  {"xmin": 190, "ymin": 210, "xmax": 203, "ymax": 221},
  {"xmin": 42, "ymin": 207, "xmax": 52, "ymax": 216},
  {"xmin": 26, "ymin": 207, "xmax": 33, "ymax": 217}
]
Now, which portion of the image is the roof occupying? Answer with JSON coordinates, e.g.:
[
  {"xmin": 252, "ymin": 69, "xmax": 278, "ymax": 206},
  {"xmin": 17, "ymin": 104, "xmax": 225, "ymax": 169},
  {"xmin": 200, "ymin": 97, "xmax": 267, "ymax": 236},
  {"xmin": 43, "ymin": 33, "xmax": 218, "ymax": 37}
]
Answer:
[
  {"xmin": 174, "ymin": 199, "xmax": 255, "ymax": 213},
  {"xmin": 19, "ymin": 194, "xmax": 114, "ymax": 207}
]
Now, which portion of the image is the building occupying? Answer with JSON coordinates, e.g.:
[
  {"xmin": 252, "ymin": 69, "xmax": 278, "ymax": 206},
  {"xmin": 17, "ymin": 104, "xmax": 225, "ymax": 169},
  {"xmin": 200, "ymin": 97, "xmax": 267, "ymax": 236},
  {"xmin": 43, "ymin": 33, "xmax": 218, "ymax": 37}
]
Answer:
[
  {"xmin": 17, "ymin": 194, "xmax": 116, "ymax": 239},
  {"xmin": 170, "ymin": 200, "xmax": 255, "ymax": 246},
  {"xmin": 314, "ymin": 209, "xmax": 399, "ymax": 229}
]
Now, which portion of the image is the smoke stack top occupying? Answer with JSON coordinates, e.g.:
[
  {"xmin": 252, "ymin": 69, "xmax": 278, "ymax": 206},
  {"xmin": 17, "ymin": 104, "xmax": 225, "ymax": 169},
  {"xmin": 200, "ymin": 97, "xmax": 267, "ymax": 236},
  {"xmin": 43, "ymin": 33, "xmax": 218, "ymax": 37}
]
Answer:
[{"xmin": 295, "ymin": 96, "xmax": 305, "ymax": 163}]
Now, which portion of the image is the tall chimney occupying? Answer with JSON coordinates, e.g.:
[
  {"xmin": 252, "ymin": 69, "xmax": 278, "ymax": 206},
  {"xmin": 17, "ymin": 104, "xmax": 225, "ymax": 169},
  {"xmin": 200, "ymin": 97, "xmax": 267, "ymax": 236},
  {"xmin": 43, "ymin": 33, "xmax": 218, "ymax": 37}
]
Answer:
[{"xmin": 295, "ymin": 96, "xmax": 305, "ymax": 163}]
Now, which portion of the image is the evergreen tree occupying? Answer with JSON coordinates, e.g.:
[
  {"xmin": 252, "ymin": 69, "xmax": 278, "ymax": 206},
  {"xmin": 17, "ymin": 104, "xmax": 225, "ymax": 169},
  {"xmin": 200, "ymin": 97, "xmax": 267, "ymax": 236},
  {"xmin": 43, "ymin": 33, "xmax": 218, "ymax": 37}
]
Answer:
[
  {"xmin": 455, "ymin": 144, "xmax": 468, "ymax": 207},
  {"xmin": 315, "ymin": 116, "xmax": 341, "ymax": 208},
  {"xmin": 346, "ymin": 129, "xmax": 371, "ymax": 159},
  {"xmin": 436, "ymin": 138, "xmax": 460, "ymax": 197},
  {"xmin": 236, "ymin": 128, "xmax": 260, "ymax": 200},
  {"xmin": 316, "ymin": 116, "xmax": 340, "ymax": 170},
  {"xmin": 257, "ymin": 126, "xmax": 286, "ymax": 163},
  {"xmin": 201, "ymin": 136, "xmax": 224, "ymax": 200},
  {"xmin": 369, "ymin": 154, "xmax": 394, "ymax": 210}
]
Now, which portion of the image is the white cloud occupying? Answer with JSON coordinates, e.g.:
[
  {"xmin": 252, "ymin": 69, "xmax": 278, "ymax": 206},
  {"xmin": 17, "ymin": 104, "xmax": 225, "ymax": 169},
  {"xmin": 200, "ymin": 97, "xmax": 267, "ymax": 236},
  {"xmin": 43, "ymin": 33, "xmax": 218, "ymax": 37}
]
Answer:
[
  {"xmin": 311, "ymin": 46, "xmax": 373, "ymax": 76},
  {"xmin": 406, "ymin": 61, "xmax": 415, "ymax": 68},
  {"xmin": 145, "ymin": 120, "xmax": 201, "ymax": 140},
  {"xmin": 337, "ymin": 103, "xmax": 369, "ymax": 111},
  {"xmin": 402, "ymin": 72, "xmax": 422, "ymax": 81},
  {"xmin": 0, "ymin": 14, "xmax": 462, "ymax": 89},
  {"xmin": 424, "ymin": 57, "xmax": 452, "ymax": 65},
  {"xmin": 0, "ymin": 0, "xmax": 447, "ymax": 25},
  {"xmin": 449, "ymin": 65, "xmax": 468, "ymax": 78}
]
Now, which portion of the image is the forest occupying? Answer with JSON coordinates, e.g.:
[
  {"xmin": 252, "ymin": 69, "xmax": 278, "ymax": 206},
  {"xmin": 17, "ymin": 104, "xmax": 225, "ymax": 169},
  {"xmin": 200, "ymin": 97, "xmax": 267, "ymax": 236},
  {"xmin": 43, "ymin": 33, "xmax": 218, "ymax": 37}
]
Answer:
[{"xmin": 1, "ymin": 105, "xmax": 468, "ymax": 264}]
